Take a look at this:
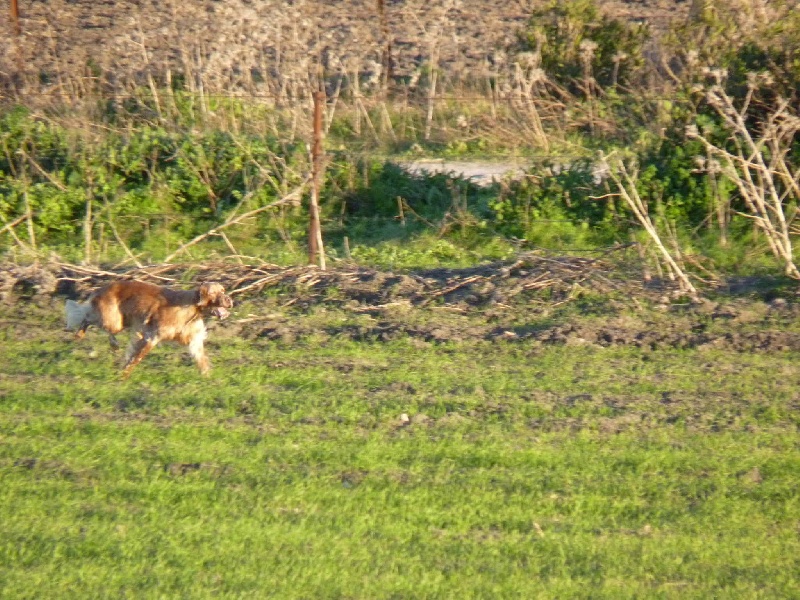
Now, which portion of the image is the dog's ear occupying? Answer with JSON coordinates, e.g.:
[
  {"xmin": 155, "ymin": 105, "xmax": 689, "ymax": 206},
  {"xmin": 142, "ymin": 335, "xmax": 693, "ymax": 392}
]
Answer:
[
  {"xmin": 198, "ymin": 282, "xmax": 215, "ymax": 304},
  {"xmin": 198, "ymin": 282, "xmax": 225, "ymax": 305}
]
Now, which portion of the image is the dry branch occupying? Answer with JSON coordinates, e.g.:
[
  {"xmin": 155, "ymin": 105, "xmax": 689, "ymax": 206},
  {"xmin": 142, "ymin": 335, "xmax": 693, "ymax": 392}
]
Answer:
[{"xmin": 163, "ymin": 180, "xmax": 309, "ymax": 263}]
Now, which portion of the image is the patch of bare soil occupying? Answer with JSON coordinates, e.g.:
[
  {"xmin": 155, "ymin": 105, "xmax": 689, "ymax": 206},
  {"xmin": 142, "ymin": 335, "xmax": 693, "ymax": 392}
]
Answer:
[
  {"xmin": 248, "ymin": 306, "xmax": 800, "ymax": 352},
  {"xmin": 486, "ymin": 313, "xmax": 800, "ymax": 352},
  {"xmin": 3, "ymin": 251, "xmax": 799, "ymax": 353},
  {"xmin": 400, "ymin": 160, "xmax": 529, "ymax": 187}
]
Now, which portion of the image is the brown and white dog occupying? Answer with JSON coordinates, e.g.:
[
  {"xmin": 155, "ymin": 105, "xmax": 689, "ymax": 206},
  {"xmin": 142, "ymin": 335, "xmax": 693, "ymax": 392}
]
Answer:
[{"xmin": 65, "ymin": 280, "xmax": 233, "ymax": 377}]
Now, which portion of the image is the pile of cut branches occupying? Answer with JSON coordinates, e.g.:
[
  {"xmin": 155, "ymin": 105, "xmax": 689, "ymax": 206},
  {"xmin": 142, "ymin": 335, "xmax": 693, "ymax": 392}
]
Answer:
[{"xmin": 1, "ymin": 246, "xmax": 675, "ymax": 311}]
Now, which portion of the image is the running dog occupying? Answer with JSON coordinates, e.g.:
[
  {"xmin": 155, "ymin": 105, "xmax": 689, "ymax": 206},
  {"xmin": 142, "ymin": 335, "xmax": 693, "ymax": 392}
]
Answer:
[{"xmin": 65, "ymin": 280, "xmax": 233, "ymax": 377}]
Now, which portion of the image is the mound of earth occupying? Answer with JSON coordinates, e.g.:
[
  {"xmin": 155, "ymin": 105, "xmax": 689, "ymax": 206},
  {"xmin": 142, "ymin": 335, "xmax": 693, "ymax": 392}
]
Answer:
[
  {"xmin": 0, "ymin": 248, "xmax": 649, "ymax": 308},
  {"xmin": 3, "ymin": 251, "xmax": 799, "ymax": 353}
]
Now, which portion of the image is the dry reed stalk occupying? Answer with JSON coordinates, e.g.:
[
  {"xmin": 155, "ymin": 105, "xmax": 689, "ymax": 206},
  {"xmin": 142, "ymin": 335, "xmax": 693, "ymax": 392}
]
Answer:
[
  {"xmin": 23, "ymin": 188, "xmax": 36, "ymax": 253},
  {"xmin": 379, "ymin": 101, "xmax": 397, "ymax": 140},
  {"xmin": 103, "ymin": 198, "xmax": 143, "ymax": 269},
  {"xmin": 689, "ymin": 81, "xmax": 800, "ymax": 279},
  {"xmin": 511, "ymin": 51, "xmax": 550, "ymax": 151},
  {"xmin": 356, "ymin": 97, "xmax": 380, "ymax": 143},
  {"xmin": 0, "ymin": 214, "xmax": 33, "ymax": 255},
  {"xmin": 705, "ymin": 148, "xmax": 729, "ymax": 246},
  {"xmin": 83, "ymin": 171, "xmax": 94, "ymax": 265},
  {"xmin": 324, "ymin": 70, "xmax": 345, "ymax": 135},
  {"xmin": 424, "ymin": 39, "xmax": 440, "ymax": 141},
  {"xmin": 349, "ymin": 59, "xmax": 363, "ymax": 136},
  {"xmin": 134, "ymin": 21, "xmax": 163, "ymax": 121},
  {"xmin": 309, "ymin": 89, "xmax": 326, "ymax": 270},
  {"xmin": 604, "ymin": 153, "xmax": 698, "ymax": 299}
]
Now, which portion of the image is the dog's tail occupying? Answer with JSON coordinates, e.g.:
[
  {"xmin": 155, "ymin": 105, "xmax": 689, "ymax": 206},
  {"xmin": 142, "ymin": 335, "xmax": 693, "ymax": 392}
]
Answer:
[{"xmin": 65, "ymin": 299, "xmax": 93, "ymax": 331}]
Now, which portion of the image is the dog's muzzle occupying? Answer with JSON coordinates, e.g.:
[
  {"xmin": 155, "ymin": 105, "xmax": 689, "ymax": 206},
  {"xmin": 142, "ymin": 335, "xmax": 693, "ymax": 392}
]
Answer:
[{"xmin": 211, "ymin": 294, "xmax": 233, "ymax": 319}]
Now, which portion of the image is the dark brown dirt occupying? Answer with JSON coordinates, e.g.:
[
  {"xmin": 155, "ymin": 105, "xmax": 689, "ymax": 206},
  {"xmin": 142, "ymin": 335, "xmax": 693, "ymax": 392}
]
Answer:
[{"xmin": 245, "ymin": 303, "xmax": 800, "ymax": 353}]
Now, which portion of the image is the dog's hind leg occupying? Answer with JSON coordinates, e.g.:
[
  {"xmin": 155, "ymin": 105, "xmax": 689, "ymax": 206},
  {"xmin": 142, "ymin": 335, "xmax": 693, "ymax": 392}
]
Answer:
[
  {"xmin": 108, "ymin": 334, "xmax": 120, "ymax": 353},
  {"xmin": 76, "ymin": 315, "xmax": 95, "ymax": 340},
  {"xmin": 122, "ymin": 334, "xmax": 159, "ymax": 379}
]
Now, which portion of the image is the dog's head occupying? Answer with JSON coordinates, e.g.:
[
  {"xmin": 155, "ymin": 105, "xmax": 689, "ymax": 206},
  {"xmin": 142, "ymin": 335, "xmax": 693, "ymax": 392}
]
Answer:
[{"xmin": 198, "ymin": 282, "xmax": 234, "ymax": 319}]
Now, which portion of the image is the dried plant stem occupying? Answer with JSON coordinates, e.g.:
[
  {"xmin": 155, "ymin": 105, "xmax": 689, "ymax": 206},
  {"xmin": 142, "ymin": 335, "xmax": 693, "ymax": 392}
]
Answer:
[
  {"xmin": 217, "ymin": 231, "xmax": 244, "ymax": 264},
  {"xmin": 324, "ymin": 74, "xmax": 344, "ymax": 134},
  {"xmin": 0, "ymin": 214, "xmax": 31, "ymax": 251},
  {"xmin": 605, "ymin": 154, "xmax": 698, "ymax": 299},
  {"xmin": 83, "ymin": 179, "xmax": 94, "ymax": 265},
  {"xmin": 707, "ymin": 148, "xmax": 729, "ymax": 246},
  {"xmin": 23, "ymin": 188, "xmax": 36, "ymax": 253},
  {"xmin": 351, "ymin": 67, "xmax": 362, "ymax": 135},
  {"xmin": 691, "ymin": 85, "xmax": 800, "ymax": 279},
  {"xmin": 20, "ymin": 149, "xmax": 68, "ymax": 191},
  {"xmin": 309, "ymin": 90, "xmax": 326, "ymax": 270},
  {"xmin": 424, "ymin": 42, "xmax": 439, "ymax": 141},
  {"xmin": 355, "ymin": 97, "xmax": 380, "ymax": 142},
  {"xmin": 136, "ymin": 22, "xmax": 162, "ymax": 120},
  {"xmin": 379, "ymin": 101, "xmax": 397, "ymax": 140}
]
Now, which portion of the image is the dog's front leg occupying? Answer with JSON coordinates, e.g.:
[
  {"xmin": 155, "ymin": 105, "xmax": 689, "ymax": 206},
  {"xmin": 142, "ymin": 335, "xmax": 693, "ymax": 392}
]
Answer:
[
  {"xmin": 122, "ymin": 334, "xmax": 159, "ymax": 379},
  {"xmin": 188, "ymin": 329, "xmax": 211, "ymax": 376},
  {"xmin": 108, "ymin": 334, "xmax": 120, "ymax": 353}
]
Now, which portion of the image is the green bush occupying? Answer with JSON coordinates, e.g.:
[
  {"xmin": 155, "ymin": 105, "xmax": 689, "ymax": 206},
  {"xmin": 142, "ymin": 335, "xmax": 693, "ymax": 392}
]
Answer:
[
  {"xmin": 517, "ymin": 0, "xmax": 650, "ymax": 92},
  {"xmin": 666, "ymin": 2, "xmax": 800, "ymax": 100}
]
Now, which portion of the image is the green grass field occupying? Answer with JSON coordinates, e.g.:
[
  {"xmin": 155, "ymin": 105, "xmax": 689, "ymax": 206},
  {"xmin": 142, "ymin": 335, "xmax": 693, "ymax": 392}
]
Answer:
[{"xmin": 1, "ymin": 296, "xmax": 799, "ymax": 598}]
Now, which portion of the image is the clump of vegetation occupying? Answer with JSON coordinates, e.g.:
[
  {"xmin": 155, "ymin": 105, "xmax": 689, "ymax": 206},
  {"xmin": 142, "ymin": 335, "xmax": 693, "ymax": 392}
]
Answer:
[{"xmin": 517, "ymin": 0, "xmax": 650, "ymax": 91}]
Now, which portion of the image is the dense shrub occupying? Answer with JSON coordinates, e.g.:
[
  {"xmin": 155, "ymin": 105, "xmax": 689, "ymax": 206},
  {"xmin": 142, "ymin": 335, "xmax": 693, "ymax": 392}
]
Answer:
[{"xmin": 517, "ymin": 0, "xmax": 650, "ymax": 92}]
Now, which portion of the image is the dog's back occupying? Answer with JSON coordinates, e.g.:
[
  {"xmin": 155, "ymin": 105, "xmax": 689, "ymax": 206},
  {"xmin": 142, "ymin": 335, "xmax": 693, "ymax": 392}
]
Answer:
[
  {"xmin": 65, "ymin": 281, "xmax": 159, "ymax": 335},
  {"xmin": 94, "ymin": 281, "xmax": 168, "ymax": 334}
]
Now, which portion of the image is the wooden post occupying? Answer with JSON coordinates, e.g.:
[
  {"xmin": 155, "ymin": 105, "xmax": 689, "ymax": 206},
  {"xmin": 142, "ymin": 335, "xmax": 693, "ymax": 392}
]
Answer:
[
  {"xmin": 309, "ymin": 90, "xmax": 326, "ymax": 270},
  {"xmin": 10, "ymin": 0, "xmax": 20, "ymax": 36},
  {"xmin": 377, "ymin": 0, "xmax": 392, "ymax": 92},
  {"xmin": 10, "ymin": 0, "xmax": 23, "ymax": 83}
]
